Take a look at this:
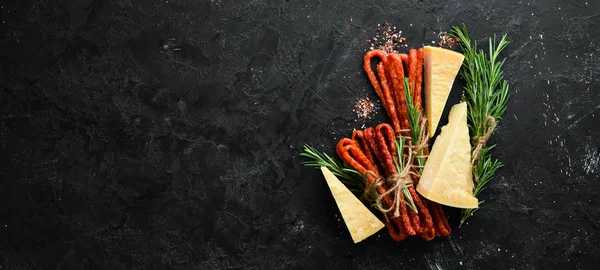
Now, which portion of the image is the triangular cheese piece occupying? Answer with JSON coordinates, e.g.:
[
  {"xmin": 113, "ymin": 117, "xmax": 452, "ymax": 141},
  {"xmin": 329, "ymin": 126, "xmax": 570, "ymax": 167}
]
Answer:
[
  {"xmin": 416, "ymin": 102, "xmax": 478, "ymax": 208},
  {"xmin": 424, "ymin": 46, "xmax": 465, "ymax": 137},
  {"xmin": 320, "ymin": 167, "xmax": 384, "ymax": 243}
]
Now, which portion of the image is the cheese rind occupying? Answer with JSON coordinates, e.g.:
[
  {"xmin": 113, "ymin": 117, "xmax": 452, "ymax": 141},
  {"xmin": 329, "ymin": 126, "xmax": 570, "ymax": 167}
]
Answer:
[
  {"xmin": 320, "ymin": 167, "xmax": 384, "ymax": 243},
  {"xmin": 416, "ymin": 102, "xmax": 478, "ymax": 209},
  {"xmin": 423, "ymin": 46, "xmax": 465, "ymax": 137}
]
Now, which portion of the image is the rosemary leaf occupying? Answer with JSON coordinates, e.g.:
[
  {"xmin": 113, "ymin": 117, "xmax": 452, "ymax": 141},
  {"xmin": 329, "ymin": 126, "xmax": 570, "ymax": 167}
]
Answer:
[
  {"xmin": 299, "ymin": 144, "xmax": 367, "ymax": 197},
  {"xmin": 451, "ymin": 26, "xmax": 509, "ymax": 226},
  {"xmin": 404, "ymin": 78, "xmax": 421, "ymax": 143}
]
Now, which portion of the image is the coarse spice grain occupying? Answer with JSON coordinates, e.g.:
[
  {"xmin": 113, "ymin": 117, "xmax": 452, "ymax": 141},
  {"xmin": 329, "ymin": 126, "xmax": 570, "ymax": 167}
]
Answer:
[
  {"xmin": 353, "ymin": 97, "xmax": 378, "ymax": 124},
  {"xmin": 435, "ymin": 31, "xmax": 458, "ymax": 48},
  {"xmin": 367, "ymin": 21, "xmax": 407, "ymax": 53}
]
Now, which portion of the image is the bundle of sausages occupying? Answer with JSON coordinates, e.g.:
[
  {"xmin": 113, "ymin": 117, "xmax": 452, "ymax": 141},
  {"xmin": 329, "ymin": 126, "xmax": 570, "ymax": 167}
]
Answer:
[
  {"xmin": 335, "ymin": 49, "xmax": 451, "ymax": 241},
  {"xmin": 364, "ymin": 49, "xmax": 424, "ymax": 132}
]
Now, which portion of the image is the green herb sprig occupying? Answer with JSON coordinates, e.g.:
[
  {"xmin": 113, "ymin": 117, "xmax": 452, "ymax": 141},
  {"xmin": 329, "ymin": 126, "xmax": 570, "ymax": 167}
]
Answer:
[
  {"xmin": 404, "ymin": 78, "xmax": 422, "ymax": 143},
  {"xmin": 404, "ymin": 78, "xmax": 426, "ymax": 174},
  {"xmin": 300, "ymin": 145, "xmax": 366, "ymax": 194},
  {"xmin": 451, "ymin": 26, "xmax": 509, "ymax": 138},
  {"xmin": 300, "ymin": 145, "xmax": 381, "ymax": 209},
  {"xmin": 460, "ymin": 146, "xmax": 503, "ymax": 224},
  {"xmin": 450, "ymin": 25, "xmax": 509, "ymax": 226}
]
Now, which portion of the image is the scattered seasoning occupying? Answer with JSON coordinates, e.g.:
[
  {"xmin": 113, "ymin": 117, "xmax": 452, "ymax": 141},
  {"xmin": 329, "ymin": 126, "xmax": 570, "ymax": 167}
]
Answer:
[
  {"xmin": 353, "ymin": 96, "xmax": 378, "ymax": 126},
  {"xmin": 435, "ymin": 31, "xmax": 458, "ymax": 48},
  {"xmin": 367, "ymin": 21, "xmax": 407, "ymax": 53}
]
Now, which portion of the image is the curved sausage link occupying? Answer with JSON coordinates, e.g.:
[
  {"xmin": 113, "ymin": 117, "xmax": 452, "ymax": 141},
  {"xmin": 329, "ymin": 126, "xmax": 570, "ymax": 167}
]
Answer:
[
  {"xmin": 351, "ymin": 130, "xmax": 378, "ymax": 173},
  {"xmin": 336, "ymin": 138, "xmax": 358, "ymax": 159},
  {"xmin": 430, "ymin": 202, "xmax": 451, "ymax": 236},
  {"xmin": 415, "ymin": 48, "xmax": 424, "ymax": 111},
  {"xmin": 337, "ymin": 139, "xmax": 368, "ymax": 173},
  {"xmin": 376, "ymin": 123, "xmax": 397, "ymax": 158},
  {"xmin": 391, "ymin": 196, "xmax": 415, "ymax": 236},
  {"xmin": 364, "ymin": 128, "xmax": 387, "ymax": 174},
  {"xmin": 374, "ymin": 124, "xmax": 398, "ymax": 176},
  {"xmin": 400, "ymin": 53, "xmax": 409, "ymax": 65},
  {"xmin": 387, "ymin": 53, "xmax": 409, "ymax": 131},
  {"xmin": 363, "ymin": 50, "xmax": 388, "ymax": 100},
  {"xmin": 408, "ymin": 49, "xmax": 418, "ymax": 98},
  {"xmin": 437, "ymin": 204, "xmax": 452, "ymax": 236},
  {"xmin": 385, "ymin": 217, "xmax": 408, "ymax": 242},
  {"xmin": 376, "ymin": 63, "xmax": 401, "ymax": 132},
  {"xmin": 415, "ymin": 198, "xmax": 435, "ymax": 241}
]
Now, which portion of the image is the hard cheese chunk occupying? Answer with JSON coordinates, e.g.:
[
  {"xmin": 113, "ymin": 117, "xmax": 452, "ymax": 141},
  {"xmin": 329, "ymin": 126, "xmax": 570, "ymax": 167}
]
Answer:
[
  {"xmin": 424, "ymin": 46, "xmax": 464, "ymax": 137},
  {"xmin": 320, "ymin": 167, "xmax": 384, "ymax": 243},
  {"xmin": 416, "ymin": 102, "xmax": 478, "ymax": 209}
]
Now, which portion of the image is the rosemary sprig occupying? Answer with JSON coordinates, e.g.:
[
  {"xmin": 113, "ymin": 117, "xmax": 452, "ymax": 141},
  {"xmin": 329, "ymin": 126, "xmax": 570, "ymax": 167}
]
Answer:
[
  {"xmin": 404, "ymin": 78, "xmax": 422, "ymax": 143},
  {"xmin": 301, "ymin": 145, "xmax": 380, "ymax": 208},
  {"xmin": 459, "ymin": 146, "xmax": 503, "ymax": 225},
  {"xmin": 404, "ymin": 78, "xmax": 426, "ymax": 174},
  {"xmin": 451, "ymin": 26, "xmax": 509, "ymax": 137},
  {"xmin": 300, "ymin": 145, "xmax": 366, "ymax": 195},
  {"xmin": 450, "ymin": 26, "xmax": 509, "ymax": 226}
]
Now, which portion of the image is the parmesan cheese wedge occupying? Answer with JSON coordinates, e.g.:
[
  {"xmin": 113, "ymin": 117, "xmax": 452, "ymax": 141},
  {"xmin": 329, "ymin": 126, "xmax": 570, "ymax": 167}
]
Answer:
[
  {"xmin": 424, "ymin": 46, "xmax": 465, "ymax": 137},
  {"xmin": 416, "ymin": 102, "xmax": 478, "ymax": 209},
  {"xmin": 320, "ymin": 167, "xmax": 384, "ymax": 243}
]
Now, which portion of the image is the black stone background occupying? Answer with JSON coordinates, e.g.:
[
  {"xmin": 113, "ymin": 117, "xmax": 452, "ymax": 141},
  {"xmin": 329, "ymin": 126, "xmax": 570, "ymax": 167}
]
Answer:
[{"xmin": 1, "ymin": 0, "xmax": 599, "ymax": 269}]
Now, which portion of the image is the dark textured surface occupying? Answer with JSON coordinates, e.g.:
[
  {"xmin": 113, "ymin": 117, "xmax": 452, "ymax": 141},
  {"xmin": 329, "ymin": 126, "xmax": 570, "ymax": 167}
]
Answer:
[{"xmin": 1, "ymin": 0, "xmax": 599, "ymax": 269}]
